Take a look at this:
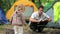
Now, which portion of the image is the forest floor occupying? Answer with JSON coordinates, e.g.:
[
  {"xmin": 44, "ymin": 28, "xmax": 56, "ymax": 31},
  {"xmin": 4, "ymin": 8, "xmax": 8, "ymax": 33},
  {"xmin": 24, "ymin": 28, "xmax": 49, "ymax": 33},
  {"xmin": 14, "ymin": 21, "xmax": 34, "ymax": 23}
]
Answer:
[{"xmin": 0, "ymin": 24, "xmax": 60, "ymax": 34}]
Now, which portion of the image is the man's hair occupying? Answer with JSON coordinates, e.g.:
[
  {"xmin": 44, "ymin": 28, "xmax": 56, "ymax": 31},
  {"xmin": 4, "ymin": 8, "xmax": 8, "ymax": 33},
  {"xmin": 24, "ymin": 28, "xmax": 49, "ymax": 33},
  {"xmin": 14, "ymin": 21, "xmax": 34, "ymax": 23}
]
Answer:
[{"xmin": 38, "ymin": 5, "xmax": 44, "ymax": 9}]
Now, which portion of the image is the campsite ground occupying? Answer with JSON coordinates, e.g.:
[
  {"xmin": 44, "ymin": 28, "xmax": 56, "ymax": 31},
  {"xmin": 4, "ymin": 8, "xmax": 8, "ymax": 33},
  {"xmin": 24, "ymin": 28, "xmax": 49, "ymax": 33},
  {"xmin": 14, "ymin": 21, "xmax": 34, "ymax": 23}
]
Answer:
[{"xmin": 0, "ymin": 25, "xmax": 60, "ymax": 34}]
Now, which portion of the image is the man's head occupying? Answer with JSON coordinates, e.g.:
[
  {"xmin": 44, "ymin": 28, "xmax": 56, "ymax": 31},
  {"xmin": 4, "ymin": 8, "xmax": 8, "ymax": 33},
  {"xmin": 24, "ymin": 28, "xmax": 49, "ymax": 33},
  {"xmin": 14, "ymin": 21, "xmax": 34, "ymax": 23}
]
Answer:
[{"xmin": 38, "ymin": 5, "xmax": 44, "ymax": 15}]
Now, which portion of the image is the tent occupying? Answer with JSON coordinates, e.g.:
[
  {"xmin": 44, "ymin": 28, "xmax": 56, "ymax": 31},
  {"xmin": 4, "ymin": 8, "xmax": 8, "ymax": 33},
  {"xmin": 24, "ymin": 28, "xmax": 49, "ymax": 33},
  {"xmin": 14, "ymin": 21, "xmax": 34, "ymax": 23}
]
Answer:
[
  {"xmin": 53, "ymin": 2, "xmax": 60, "ymax": 23},
  {"xmin": 0, "ymin": 7, "xmax": 9, "ymax": 24},
  {"xmin": 6, "ymin": 0, "xmax": 38, "ymax": 20}
]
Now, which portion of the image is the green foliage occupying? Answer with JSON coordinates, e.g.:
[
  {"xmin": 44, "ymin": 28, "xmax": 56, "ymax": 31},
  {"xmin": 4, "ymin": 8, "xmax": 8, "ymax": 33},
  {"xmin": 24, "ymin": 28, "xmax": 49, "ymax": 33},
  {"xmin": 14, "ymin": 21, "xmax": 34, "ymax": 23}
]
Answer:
[
  {"xmin": 35, "ymin": 0, "xmax": 39, "ymax": 8},
  {"xmin": 0, "ymin": 0, "xmax": 15, "ymax": 14},
  {"xmin": 34, "ymin": 0, "xmax": 55, "ymax": 12},
  {"xmin": 0, "ymin": 0, "xmax": 59, "ymax": 14}
]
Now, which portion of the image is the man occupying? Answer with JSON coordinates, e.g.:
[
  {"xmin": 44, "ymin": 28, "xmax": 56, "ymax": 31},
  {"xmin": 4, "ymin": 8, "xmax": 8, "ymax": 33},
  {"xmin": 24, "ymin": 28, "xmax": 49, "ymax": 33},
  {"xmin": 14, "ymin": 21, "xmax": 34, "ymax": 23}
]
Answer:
[{"xmin": 29, "ymin": 5, "xmax": 51, "ymax": 32}]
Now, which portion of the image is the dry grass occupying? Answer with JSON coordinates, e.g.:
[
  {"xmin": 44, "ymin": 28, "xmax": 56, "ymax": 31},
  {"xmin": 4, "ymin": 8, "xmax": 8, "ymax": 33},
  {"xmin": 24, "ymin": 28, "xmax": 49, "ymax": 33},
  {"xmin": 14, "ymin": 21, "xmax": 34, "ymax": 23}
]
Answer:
[
  {"xmin": 0, "ymin": 24, "xmax": 60, "ymax": 34},
  {"xmin": 0, "ymin": 25, "xmax": 12, "ymax": 34}
]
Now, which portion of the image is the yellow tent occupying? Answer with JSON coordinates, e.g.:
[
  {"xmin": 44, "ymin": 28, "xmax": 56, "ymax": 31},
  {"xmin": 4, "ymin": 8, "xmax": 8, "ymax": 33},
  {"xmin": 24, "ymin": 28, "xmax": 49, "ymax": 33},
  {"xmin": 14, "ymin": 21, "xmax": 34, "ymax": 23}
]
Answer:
[
  {"xmin": 53, "ymin": 2, "xmax": 60, "ymax": 22},
  {"xmin": 6, "ymin": 0, "xmax": 38, "ymax": 20}
]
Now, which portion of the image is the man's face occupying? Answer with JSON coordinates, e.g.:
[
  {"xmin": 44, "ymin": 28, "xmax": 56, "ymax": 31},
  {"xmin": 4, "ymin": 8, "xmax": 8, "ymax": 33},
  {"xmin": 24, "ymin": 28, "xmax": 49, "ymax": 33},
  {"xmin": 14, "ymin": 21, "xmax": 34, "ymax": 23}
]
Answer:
[{"xmin": 38, "ymin": 8, "xmax": 43, "ymax": 15}]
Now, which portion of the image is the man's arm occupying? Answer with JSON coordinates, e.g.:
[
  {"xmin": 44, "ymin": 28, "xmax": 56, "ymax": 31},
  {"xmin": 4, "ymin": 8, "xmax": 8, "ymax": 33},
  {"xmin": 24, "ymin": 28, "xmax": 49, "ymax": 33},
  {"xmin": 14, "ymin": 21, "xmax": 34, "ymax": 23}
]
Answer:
[
  {"xmin": 46, "ymin": 18, "xmax": 52, "ymax": 22},
  {"xmin": 30, "ymin": 12, "xmax": 41, "ymax": 23},
  {"xmin": 43, "ymin": 13, "xmax": 52, "ymax": 22},
  {"xmin": 29, "ymin": 17, "xmax": 40, "ymax": 22}
]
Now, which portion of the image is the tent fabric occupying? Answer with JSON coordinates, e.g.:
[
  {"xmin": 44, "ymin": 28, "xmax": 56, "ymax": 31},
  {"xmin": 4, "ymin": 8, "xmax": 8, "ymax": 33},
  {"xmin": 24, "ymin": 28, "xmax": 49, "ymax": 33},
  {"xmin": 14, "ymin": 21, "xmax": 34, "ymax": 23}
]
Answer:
[
  {"xmin": 6, "ymin": 0, "xmax": 38, "ymax": 20},
  {"xmin": 24, "ymin": 6, "xmax": 34, "ymax": 19},
  {"xmin": 53, "ymin": 2, "xmax": 60, "ymax": 22},
  {"xmin": 0, "ymin": 8, "xmax": 9, "ymax": 24}
]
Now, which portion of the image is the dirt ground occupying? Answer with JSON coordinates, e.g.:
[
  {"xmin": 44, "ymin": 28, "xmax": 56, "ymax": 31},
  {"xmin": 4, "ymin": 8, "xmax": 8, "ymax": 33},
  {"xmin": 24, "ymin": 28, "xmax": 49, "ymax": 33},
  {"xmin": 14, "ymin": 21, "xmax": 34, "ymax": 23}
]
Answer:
[{"xmin": 0, "ymin": 25, "xmax": 60, "ymax": 34}]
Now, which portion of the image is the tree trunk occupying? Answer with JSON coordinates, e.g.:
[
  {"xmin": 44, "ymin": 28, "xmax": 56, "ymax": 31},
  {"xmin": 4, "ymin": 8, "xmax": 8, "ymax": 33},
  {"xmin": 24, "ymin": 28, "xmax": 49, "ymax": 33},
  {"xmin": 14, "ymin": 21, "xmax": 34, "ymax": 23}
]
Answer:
[
  {"xmin": 39, "ymin": 0, "xmax": 42, "ymax": 6},
  {"xmin": 32, "ymin": 0, "xmax": 35, "ymax": 3}
]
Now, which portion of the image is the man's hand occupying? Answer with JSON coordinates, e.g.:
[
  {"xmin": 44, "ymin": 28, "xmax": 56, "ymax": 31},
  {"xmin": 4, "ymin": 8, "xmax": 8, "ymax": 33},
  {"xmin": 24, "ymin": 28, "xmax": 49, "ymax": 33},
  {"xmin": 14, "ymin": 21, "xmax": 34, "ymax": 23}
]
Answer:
[
  {"xmin": 37, "ymin": 19, "xmax": 42, "ymax": 22},
  {"xmin": 44, "ymin": 18, "xmax": 52, "ymax": 22}
]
